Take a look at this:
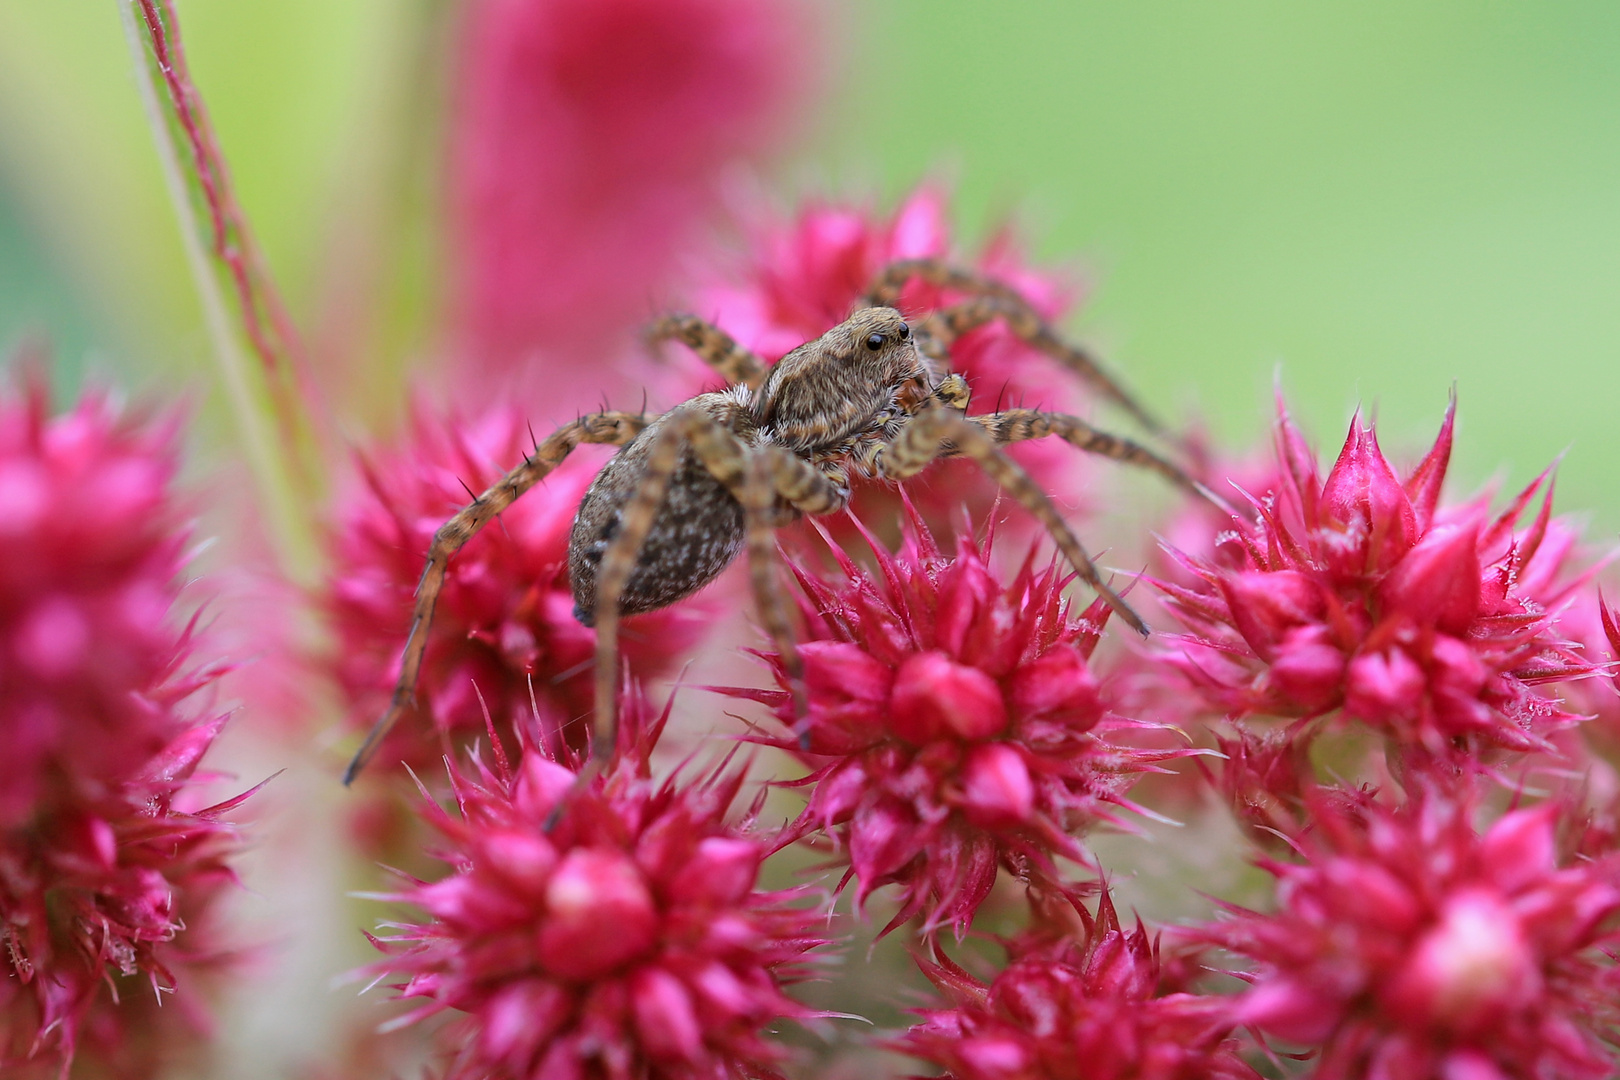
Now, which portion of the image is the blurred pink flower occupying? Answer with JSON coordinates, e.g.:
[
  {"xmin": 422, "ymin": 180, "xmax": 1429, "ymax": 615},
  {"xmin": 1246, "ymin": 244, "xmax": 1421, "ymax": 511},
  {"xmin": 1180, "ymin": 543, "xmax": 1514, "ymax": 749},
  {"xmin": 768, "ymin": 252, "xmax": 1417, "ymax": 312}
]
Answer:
[
  {"xmin": 2, "ymin": 719, "xmax": 250, "ymax": 1079},
  {"xmin": 449, "ymin": 0, "xmax": 811, "ymax": 408},
  {"xmin": 325, "ymin": 401, "xmax": 701, "ymax": 778},
  {"xmin": 902, "ymin": 889, "xmax": 1258, "ymax": 1080},
  {"xmin": 1196, "ymin": 792, "xmax": 1620, "ymax": 1080},
  {"xmin": 0, "ymin": 382, "xmax": 245, "ymax": 1077},
  {"xmin": 363, "ymin": 699, "xmax": 826, "ymax": 1080},
  {"xmin": 1156, "ymin": 397, "xmax": 1594, "ymax": 765},
  {"xmin": 720, "ymin": 505, "xmax": 1182, "ymax": 936},
  {"xmin": 0, "ymin": 385, "xmax": 203, "ymax": 823}
]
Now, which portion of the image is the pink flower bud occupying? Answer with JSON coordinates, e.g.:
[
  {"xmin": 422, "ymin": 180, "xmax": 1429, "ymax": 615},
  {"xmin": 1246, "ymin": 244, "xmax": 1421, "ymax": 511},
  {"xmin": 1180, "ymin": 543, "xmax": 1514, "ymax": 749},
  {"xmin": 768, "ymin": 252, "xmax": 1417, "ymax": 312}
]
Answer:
[
  {"xmin": 1220, "ymin": 570, "xmax": 1324, "ymax": 659},
  {"xmin": 1479, "ymin": 807, "xmax": 1557, "ymax": 893},
  {"xmin": 1379, "ymin": 522, "xmax": 1482, "ymax": 635},
  {"xmin": 484, "ymin": 830, "xmax": 558, "ymax": 895},
  {"xmin": 1268, "ymin": 628, "xmax": 1346, "ymax": 711},
  {"xmin": 1386, "ymin": 890, "xmax": 1537, "ymax": 1031},
  {"xmin": 955, "ymin": 1036, "xmax": 1031, "ymax": 1076},
  {"xmin": 1008, "ymin": 647, "xmax": 1101, "ymax": 732},
  {"xmin": 959, "ymin": 743, "xmax": 1035, "ymax": 827},
  {"xmin": 539, "ymin": 849, "xmax": 657, "ymax": 978},
  {"xmin": 478, "ymin": 980, "xmax": 570, "ymax": 1067},
  {"xmin": 800, "ymin": 640, "xmax": 894, "ymax": 749},
  {"xmin": 1320, "ymin": 416, "xmax": 1416, "ymax": 572},
  {"xmin": 669, "ymin": 836, "xmax": 761, "ymax": 906},
  {"xmin": 1238, "ymin": 976, "xmax": 1342, "ymax": 1044},
  {"xmin": 632, "ymin": 967, "xmax": 704, "ymax": 1062},
  {"xmin": 1345, "ymin": 647, "xmax": 1427, "ymax": 722},
  {"xmin": 892, "ymin": 651, "xmax": 1008, "ymax": 743},
  {"xmin": 515, "ymin": 755, "xmax": 578, "ymax": 821}
]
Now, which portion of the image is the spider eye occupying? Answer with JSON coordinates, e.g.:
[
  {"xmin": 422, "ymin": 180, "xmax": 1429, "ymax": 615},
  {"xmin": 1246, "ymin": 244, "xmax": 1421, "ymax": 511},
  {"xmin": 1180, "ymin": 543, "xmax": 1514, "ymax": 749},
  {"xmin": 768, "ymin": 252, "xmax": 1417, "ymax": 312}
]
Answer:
[
  {"xmin": 865, "ymin": 332, "xmax": 885, "ymax": 351},
  {"xmin": 897, "ymin": 322, "xmax": 910, "ymax": 340}
]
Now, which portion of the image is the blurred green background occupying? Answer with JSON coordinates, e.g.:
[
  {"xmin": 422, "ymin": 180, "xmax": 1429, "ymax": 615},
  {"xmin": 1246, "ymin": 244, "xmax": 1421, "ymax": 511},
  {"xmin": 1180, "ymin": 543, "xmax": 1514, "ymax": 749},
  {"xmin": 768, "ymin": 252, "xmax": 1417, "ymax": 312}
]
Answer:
[{"xmin": 1, "ymin": 0, "xmax": 1617, "ymax": 527}]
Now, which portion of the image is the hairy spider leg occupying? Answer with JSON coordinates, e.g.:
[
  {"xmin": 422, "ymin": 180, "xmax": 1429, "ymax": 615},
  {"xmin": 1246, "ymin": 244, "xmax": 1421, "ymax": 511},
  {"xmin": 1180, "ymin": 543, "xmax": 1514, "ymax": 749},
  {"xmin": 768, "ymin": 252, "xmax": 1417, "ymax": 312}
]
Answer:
[
  {"xmin": 966, "ymin": 409, "xmax": 1199, "ymax": 494},
  {"xmin": 342, "ymin": 410, "xmax": 651, "ymax": 785},
  {"xmin": 864, "ymin": 258, "xmax": 1168, "ymax": 438},
  {"xmin": 589, "ymin": 406, "xmax": 851, "ymax": 766},
  {"xmin": 646, "ymin": 313, "xmax": 770, "ymax": 388},
  {"xmin": 877, "ymin": 403, "xmax": 1150, "ymax": 636}
]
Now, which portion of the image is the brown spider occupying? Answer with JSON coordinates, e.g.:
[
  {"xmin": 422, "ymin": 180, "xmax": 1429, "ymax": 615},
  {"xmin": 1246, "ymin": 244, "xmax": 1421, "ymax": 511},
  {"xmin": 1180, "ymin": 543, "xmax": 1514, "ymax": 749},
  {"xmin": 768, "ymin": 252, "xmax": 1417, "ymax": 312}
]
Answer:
[{"xmin": 344, "ymin": 259, "xmax": 1199, "ymax": 783}]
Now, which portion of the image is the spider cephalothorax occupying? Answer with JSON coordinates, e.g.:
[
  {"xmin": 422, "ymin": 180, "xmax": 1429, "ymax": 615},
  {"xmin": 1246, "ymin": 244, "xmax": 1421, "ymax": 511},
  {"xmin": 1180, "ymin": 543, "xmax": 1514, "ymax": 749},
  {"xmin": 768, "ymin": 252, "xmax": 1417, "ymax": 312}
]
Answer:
[{"xmin": 345, "ymin": 261, "xmax": 1199, "ymax": 783}]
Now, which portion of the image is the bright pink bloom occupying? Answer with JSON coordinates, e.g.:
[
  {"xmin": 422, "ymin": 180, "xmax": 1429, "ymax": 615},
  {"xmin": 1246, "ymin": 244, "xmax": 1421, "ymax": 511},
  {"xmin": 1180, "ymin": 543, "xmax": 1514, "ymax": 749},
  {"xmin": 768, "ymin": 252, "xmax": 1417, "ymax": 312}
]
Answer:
[
  {"xmin": 721, "ymin": 507, "xmax": 1181, "ymax": 936},
  {"xmin": 0, "ymin": 384, "xmax": 245, "ymax": 1076},
  {"xmin": 902, "ymin": 889, "xmax": 1259, "ymax": 1080},
  {"xmin": 363, "ymin": 701, "xmax": 826, "ymax": 1080},
  {"xmin": 325, "ymin": 401, "xmax": 699, "ymax": 775},
  {"xmin": 1195, "ymin": 792, "xmax": 1620, "ymax": 1080},
  {"xmin": 1157, "ymin": 398, "xmax": 1594, "ymax": 764},
  {"xmin": 449, "ymin": 0, "xmax": 810, "ymax": 406},
  {"xmin": 0, "ymin": 386, "xmax": 203, "ymax": 823},
  {"xmin": 2, "ymin": 719, "xmax": 249, "ymax": 1079}
]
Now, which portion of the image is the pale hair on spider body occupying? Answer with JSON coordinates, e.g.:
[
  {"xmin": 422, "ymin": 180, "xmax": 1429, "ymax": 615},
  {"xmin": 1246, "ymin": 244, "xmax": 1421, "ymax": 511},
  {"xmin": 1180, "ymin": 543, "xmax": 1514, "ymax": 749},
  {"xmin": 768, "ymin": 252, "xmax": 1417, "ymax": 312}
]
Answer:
[{"xmin": 344, "ymin": 260, "xmax": 1202, "ymax": 786}]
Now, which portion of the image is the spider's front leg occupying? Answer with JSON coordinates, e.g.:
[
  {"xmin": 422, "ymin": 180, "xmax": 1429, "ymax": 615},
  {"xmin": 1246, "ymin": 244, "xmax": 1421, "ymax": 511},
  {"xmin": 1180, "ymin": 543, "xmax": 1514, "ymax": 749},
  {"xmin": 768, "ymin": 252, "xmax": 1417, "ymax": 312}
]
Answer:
[
  {"xmin": 864, "ymin": 257, "xmax": 1167, "ymax": 438},
  {"xmin": 877, "ymin": 404, "xmax": 1150, "ymax": 635},
  {"xmin": 646, "ymin": 313, "xmax": 769, "ymax": 389},
  {"xmin": 342, "ymin": 410, "xmax": 653, "ymax": 784},
  {"xmin": 967, "ymin": 409, "xmax": 1200, "ymax": 494}
]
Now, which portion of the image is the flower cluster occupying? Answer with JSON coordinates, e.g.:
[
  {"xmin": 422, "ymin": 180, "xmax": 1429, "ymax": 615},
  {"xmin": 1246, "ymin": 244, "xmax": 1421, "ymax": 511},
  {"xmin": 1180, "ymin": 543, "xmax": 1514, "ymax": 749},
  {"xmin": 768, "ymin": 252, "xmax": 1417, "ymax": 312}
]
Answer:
[
  {"xmin": 325, "ymin": 401, "xmax": 699, "ymax": 777},
  {"xmin": 1157, "ymin": 398, "xmax": 1594, "ymax": 766},
  {"xmin": 0, "ymin": 384, "xmax": 243, "ymax": 1078},
  {"xmin": 723, "ymin": 506, "xmax": 1180, "ymax": 936},
  {"xmin": 363, "ymin": 699, "xmax": 827, "ymax": 1080},
  {"xmin": 1196, "ymin": 792, "xmax": 1620, "ymax": 1080},
  {"xmin": 902, "ymin": 890, "xmax": 1259, "ymax": 1080}
]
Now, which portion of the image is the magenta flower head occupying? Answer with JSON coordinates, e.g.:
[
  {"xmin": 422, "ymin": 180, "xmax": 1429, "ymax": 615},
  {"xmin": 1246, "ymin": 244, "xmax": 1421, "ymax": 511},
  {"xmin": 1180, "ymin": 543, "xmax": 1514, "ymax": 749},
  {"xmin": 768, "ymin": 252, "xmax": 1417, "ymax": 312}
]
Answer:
[
  {"xmin": 0, "ymin": 382, "xmax": 245, "ymax": 1076},
  {"xmin": 326, "ymin": 401, "xmax": 700, "ymax": 775},
  {"xmin": 449, "ymin": 0, "xmax": 810, "ymax": 398},
  {"xmin": 1196, "ymin": 791, "xmax": 1620, "ymax": 1080},
  {"xmin": 362, "ymin": 698, "xmax": 827, "ymax": 1080},
  {"xmin": 1158, "ymin": 397, "xmax": 1593, "ymax": 765},
  {"xmin": 722, "ymin": 505, "xmax": 1178, "ymax": 936},
  {"xmin": 902, "ymin": 889, "xmax": 1259, "ymax": 1080}
]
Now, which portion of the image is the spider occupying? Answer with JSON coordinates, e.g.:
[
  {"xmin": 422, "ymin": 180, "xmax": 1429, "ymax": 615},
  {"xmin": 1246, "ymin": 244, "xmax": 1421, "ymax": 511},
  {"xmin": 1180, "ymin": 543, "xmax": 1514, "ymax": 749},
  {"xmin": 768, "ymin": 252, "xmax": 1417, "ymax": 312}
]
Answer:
[{"xmin": 343, "ymin": 259, "xmax": 1199, "ymax": 783}]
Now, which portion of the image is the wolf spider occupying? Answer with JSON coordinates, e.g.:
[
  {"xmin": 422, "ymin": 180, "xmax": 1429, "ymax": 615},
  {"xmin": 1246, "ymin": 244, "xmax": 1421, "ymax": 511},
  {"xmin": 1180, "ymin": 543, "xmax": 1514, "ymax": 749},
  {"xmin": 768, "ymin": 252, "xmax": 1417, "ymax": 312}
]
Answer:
[{"xmin": 343, "ymin": 259, "xmax": 1198, "ymax": 783}]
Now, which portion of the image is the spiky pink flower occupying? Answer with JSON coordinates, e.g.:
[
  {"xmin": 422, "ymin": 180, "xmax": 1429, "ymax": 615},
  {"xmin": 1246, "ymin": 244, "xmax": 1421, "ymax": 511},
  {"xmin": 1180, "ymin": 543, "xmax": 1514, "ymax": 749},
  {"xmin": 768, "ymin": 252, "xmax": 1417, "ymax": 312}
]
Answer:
[
  {"xmin": 0, "ymin": 385, "xmax": 202, "ymax": 823},
  {"xmin": 0, "ymin": 383, "xmax": 245, "ymax": 1076},
  {"xmin": 1195, "ymin": 792, "xmax": 1620, "ymax": 1080},
  {"xmin": 326, "ymin": 401, "xmax": 699, "ymax": 776},
  {"xmin": 1157, "ymin": 398, "xmax": 1594, "ymax": 765},
  {"xmin": 901, "ymin": 889, "xmax": 1259, "ymax": 1080},
  {"xmin": 722, "ymin": 507, "xmax": 1180, "ymax": 936},
  {"xmin": 2, "ymin": 719, "xmax": 250, "ymax": 1079},
  {"xmin": 363, "ymin": 702, "xmax": 826, "ymax": 1080},
  {"xmin": 449, "ymin": 0, "xmax": 811, "ymax": 406}
]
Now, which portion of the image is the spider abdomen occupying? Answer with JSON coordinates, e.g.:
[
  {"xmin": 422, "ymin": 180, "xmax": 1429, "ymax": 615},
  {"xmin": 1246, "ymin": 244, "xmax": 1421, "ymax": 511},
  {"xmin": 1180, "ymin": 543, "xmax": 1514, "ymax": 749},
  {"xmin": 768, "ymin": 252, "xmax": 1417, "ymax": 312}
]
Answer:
[{"xmin": 568, "ymin": 398, "xmax": 749, "ymax": 625}]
